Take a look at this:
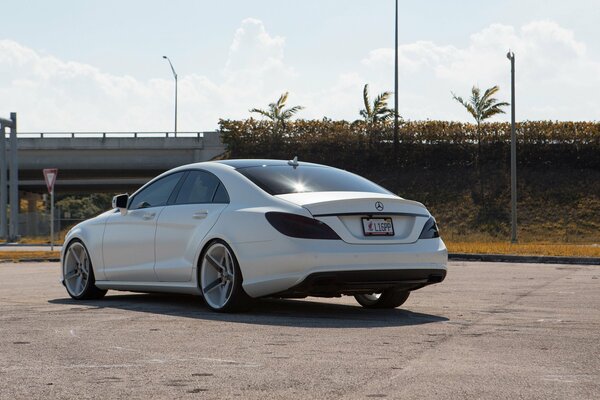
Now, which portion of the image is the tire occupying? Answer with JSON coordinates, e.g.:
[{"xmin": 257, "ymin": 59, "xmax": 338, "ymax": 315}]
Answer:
[
  {"xmin": 63, "ymin": 239, "xmax": 107, "ymax": 300},
  {"xmin": 199, "ymin": 240, "xmax": 252, "ymax": 313},
  {"xmin": 354, "ymin": 289, "xmax": 410, "ymax": 309}
]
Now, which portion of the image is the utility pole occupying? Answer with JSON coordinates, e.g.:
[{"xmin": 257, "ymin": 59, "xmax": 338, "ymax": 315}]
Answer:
[
  {"xmin": 507, "ymin": 51, "xmax": 517, "ymax": 243},
  {"xmin": 393, "ymin": 0, "xmax": 399, "ymax": 162},
  {"xmin": 9, "ymin": 113, "xmax": 18, "ymax": 241},
  {"xmin": 163, "ymin": 56, "xmax": 178, "ymax": 136}
]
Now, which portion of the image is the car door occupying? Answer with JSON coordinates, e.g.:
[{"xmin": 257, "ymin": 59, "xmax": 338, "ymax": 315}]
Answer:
[
  {"xmin": 102, "ymin": 172, "xmax": 186, "ymax": 282},
  {"xmin": 154, "ymin": 170, "xmax": 230, "ymax": 282}
]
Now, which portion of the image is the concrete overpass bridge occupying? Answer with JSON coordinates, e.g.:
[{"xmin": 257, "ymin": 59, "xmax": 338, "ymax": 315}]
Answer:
[
  {"xmin": 16, "ymin": 131, "xmax": 226, "ymax": 194},
  {"xmin": 1, "ymin": 130, "xmax": 226, "ymax": 239}
]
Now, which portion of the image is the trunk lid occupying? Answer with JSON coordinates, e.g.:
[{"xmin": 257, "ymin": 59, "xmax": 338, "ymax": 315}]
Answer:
[{"xmin": 276, "ymin": 191, "xmax": 431, "ymax": 244}]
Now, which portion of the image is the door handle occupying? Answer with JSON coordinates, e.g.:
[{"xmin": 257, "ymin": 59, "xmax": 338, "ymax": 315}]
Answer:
[
  {"xmin": 193, "ymin": 210, "xmax": 209, "ymax": 219},
  {"xmin": 142, "ymin": 212, "xmax": 156, "ymax": 220}
]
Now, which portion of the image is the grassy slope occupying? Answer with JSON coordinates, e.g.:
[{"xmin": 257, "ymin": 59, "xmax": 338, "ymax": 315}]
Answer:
[{"xmin": 365, "ymin": 166, "xmax": 600, "ymax": 244}]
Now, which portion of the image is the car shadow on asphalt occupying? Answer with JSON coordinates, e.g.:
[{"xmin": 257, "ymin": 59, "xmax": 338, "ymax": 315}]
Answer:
[{"xmin": 49, "ymin": 293, "xmax": 448, "ymax": 328}]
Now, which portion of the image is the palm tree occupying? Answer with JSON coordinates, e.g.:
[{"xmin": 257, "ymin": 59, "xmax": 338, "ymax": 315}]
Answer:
[
  {"xmin": 452, "ymin": 85, "xmax": 508, "ymax": 127},
  {"xmin": 452, "ymin": 85, "xmax": 508, "ymax": 162},
  {"xmin": 452, "ymin": 85, "xmax": 509, "ymax": 208},
  {"xmin": 250, "ymin": 92, "xmax": 304, "ymax": 124},
  {"xmin": 359, "ymin": 84, "xmax": 395, "ymax": 124}
]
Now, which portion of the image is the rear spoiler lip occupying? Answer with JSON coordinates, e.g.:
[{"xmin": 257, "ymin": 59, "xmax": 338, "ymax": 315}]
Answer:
[{"xmin": 312, "ymin": 211, "xmax": 429, "ymax": 218}]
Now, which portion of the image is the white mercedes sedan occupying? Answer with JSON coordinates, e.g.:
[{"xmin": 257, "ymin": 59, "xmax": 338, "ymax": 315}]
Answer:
[{"xmin": 61, "ymin": 159, "xmax": 447, "ymax": 312}]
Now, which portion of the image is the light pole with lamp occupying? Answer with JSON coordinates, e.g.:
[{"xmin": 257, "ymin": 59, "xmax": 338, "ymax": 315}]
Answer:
[
  {"xmin": 507, "ymin": 50, "xmax": 517, "ymax": 243},
  {"xmin": 162, "ymin": 55, "xmax": 178, "ymax": 135}
]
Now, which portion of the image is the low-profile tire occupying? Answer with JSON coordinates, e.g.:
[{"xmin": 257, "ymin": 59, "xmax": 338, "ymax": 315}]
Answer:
[
  {"xmin": 354, "ymin": 289, "xmax": 410, "ymax": 309},
  {"xmin": 199, "ymin": 240, "xmax": 252, "ymax": 313},
  {"xmin": 63, "ymin": 239, "xmax": 107, "ymax": 300}
]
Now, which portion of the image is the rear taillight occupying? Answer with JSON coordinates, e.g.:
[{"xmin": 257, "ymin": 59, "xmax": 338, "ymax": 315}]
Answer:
[
  {"xmin": 266, "ymin": 212, "xmax": 341, "ymax": 240},
  {"xmin": 419, "ymin": 217, "xmax": 440, "ymax": 239}
]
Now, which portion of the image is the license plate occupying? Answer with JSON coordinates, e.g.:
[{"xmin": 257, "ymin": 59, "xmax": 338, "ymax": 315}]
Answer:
[{"xmin": 361, "ymin": 217, "xmax": 394, "ymax": 236}]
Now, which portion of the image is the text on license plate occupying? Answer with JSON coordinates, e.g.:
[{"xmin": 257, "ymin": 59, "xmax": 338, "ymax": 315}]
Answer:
[{"xmin": 361, "ymin": 217, "xmax": 394, "ymax": 236}]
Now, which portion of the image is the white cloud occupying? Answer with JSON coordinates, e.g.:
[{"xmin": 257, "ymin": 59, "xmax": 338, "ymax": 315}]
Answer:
[
  {"xmin": 0, "ymin": 18, "xmax": 297, "ymax": 131},
  {"xmin": 0, "ymin": 19, "xmax": 599, "ymax": 131},
  {"xmin": 219, "ymin": 18, "xmax": 298, "ymax": 120},
  {"xmin": 361, "ymin": 20, "xmax": 600, "ymax": 121},
  {"xmin": 225, "ymin": 17, "xmax": 286, "ymax": 73},
  {"xmin": 297, "ymin": 72, "xmax": 364, "ymax": 121},
  {"xmin": 0, "ymin": 39, "xmax": 169, "ymax": 131}
]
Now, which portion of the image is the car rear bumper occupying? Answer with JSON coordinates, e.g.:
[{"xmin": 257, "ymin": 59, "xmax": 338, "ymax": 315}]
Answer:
[
  {"xmin": 271, "ymin": 268, "xmax": 446, "ymax": 298},
  {"xmin": 233, "ymin": 237, "xmax": 447, "ymax": 298}
]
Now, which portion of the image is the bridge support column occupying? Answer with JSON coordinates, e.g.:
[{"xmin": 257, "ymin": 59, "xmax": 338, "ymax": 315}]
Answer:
[
  {"xmin": 193, "ymin": 149, "xmax": 202, "ymax": 162},
  {"xmin": 1, "ymin": 113, "xmax": 19, "ymax": 241},
  {"xmin": 0, "ymin": 125, "xmax": 7, "ymax": 239}
]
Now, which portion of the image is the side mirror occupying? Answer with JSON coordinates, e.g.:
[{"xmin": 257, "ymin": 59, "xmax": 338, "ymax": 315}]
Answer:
[{"xmin": 112, "ymin": 194, "xmax": 129, "ymax": 216}]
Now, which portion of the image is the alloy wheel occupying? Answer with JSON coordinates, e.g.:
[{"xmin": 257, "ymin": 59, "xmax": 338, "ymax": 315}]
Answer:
[
  {"xmin": 64, "ymin": 242, "xmax": 90, "ymax": 297},
  {"xmin": 200, "ymin": 243, "xmax": 236, "ymax": 310}
]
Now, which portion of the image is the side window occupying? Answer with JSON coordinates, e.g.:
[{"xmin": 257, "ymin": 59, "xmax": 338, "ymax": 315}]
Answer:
[
  {"xmin": 129, "ymin": 172, "xmax": 184, "ymax": 209},
  {"xmin": 175, "ymin": 171, "xmax": 222, "ymax": 204},
  {"xmin": 212, "ymin": 183, "xmax": 230, "ymax": 203}
]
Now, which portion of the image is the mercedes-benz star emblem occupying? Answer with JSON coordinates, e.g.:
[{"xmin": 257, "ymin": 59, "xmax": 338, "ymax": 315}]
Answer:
[{"xmin": 375, "ymin": 201, "xmax": 384, "ymax": 211}]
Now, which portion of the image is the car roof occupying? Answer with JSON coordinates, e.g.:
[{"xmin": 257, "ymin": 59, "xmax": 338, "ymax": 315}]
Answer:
[{"xmin": 214, "ymin": 159, "xmax": 323, "ymax": 169}]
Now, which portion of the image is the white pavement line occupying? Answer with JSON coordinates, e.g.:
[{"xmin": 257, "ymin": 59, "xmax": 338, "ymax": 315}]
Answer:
[
  {"xmin": 542, "ymin": 376, "xmax": 575, "ymax": 383},
  {"xmin": 113, "ymin": 346, "xmax": 142, "ymax": 353},
  {"xmin": 1, "ymin": 364, "xmax": 139, "ymax": 371},
  {"xmin": 197, "ymin": 357, "xmax": 261, "ymax": 367},
  {"xmin": 106, "ymin": 345, "xmax": 261, "ymax": 367},
  {"xmin": 1, "ymin": 356, "xmax": 260, "ymax": 372}
]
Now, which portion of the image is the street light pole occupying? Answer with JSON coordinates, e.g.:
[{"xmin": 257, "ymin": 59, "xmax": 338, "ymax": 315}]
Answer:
[
  {"xmin": 507, "ymin": 50, "xmax": 517, "ymax": 243},
  {"xmin": 393, "ymin": 0, "xmax": 399, "ymax": 162},
  {"xmin": 163, "ymin": 56, "xmax": 178, "ymax": 135}
]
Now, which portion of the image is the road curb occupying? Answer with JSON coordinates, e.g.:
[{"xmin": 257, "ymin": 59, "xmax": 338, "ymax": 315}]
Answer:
[
  {"xmin": 0, "ymin": 258, "xmax": 60, "ymax": 263},
  {"xmin": 449, "ymin": 253, "xmax": 600, "ymax": 265}
]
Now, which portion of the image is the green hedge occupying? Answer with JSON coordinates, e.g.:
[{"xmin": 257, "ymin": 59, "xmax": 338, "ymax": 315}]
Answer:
[
  {"xmin": 219, "ymin": 119, "xmax": 599, "ymax": 241},
  {"xmin": 219, "ymin": 119, "xmax": 600, "ymax": 171}
]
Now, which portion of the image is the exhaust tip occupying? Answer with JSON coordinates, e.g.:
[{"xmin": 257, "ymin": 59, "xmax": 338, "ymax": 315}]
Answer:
[{"xmin": 428, "ymin": 274, "xmax": 445, "ymax": 283}]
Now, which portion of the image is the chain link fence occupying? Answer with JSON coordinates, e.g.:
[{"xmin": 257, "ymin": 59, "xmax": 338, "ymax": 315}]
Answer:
[{"xmin": 18, "ymin": 210, "xmax": 85, "ymax": 239}]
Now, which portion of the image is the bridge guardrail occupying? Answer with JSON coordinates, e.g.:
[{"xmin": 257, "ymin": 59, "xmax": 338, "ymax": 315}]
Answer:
[{"xmin": 9, "ymin": 132, "xmax": 206, "ymax": 139}]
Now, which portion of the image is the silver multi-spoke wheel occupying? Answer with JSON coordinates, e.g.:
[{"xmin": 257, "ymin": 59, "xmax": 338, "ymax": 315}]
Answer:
[
  {"xmin": 354, "ymin": 290, "xmax": 410, "ymax": 309},
  {"xmin": 200, "ymin": 241, "xmax": 251, "ymax": 312},
  {"xmin": 64, "ymin": 242, "xmax": 90, "ymax": 297},
  {"xmin": 62, "ymin": 240, "xmax": 106, "ymax": 300}
]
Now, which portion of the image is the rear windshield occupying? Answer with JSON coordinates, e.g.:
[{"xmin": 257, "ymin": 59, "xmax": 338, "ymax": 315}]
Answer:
[{"xmin": 236, "ymin": 165, "xmax": 391, "ymax": 195}]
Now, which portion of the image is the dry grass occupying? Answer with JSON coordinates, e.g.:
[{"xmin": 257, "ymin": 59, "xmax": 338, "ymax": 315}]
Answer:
[
  {"xmin": 0, "ymin": 251, "xmax": 60, "ymax": 262},
  {"xmin": 2, "ymin": 244, "xmax": 598, "ymax": 262},
  {"xmin": 447, "ymin": 242, "xmax": 600, "ymax": 258},
  {"xmin": 17, "ymin": 235, "xmax": 66, "ymax": 246},
  {"xmin": 14, "ymin": 226, "xmax": 72, "ymax": 246}
]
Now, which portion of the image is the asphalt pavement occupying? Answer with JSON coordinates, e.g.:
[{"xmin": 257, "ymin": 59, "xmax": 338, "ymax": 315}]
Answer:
[{"xmin": 0, "ymin": 261, "xmax": 598, "ymax": 399}]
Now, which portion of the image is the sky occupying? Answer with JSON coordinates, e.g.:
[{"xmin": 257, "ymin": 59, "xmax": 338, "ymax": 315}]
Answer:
[{"xmin": 1, "ymin": 0, "xmax": 599, "ymax": 132}]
